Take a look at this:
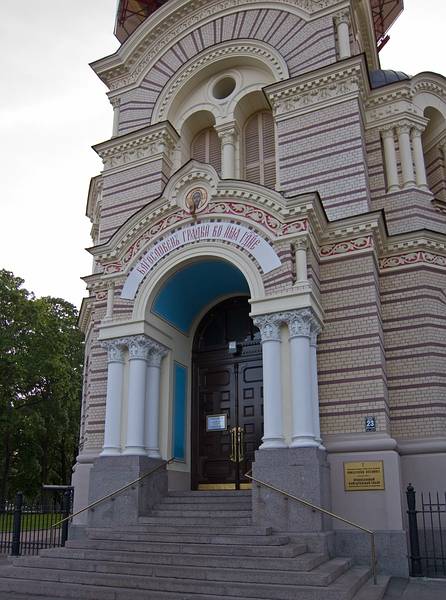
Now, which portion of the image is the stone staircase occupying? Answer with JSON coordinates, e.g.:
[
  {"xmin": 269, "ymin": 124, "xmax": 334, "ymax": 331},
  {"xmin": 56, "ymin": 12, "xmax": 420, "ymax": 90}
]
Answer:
[{"xmin": 0, "ymin": 490, "xmax": 388, "ymax": 599}]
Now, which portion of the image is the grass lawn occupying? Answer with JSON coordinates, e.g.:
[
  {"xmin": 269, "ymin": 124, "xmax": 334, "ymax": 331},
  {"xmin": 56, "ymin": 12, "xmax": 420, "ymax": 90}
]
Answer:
[{"xmin": 0, "ymin": 513, "xmax": 63, "ymax": 532}]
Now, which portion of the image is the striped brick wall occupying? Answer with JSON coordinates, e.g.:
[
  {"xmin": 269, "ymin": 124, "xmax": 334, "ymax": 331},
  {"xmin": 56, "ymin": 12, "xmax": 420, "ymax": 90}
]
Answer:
[
  {"xmin": 263, "ymin": 241, "xmax": 294, "ymax": 295},
  {"xmin": 99, "ymin": 160, "xmax": 168, "ymax": 243},
  {"xmin": 318, "ymin": 252, "xmax": 389, "ymax": 435},
  {"xmin": 278, "ymin": 100, "xmax": 371, "ymax": 220},
  {"xmin": 82, "ymin": 298, "xmax": 108, "ymax": 451},
  {"xmin": 381, "ymin": 266, "xmax": 446, "ymax": 438},
  {"xmin": 117, "ymin": 10, "xmax": 336, "ymax": 135},
  {"xmin": 426, "ymin": 146, "xmax": 446, "ymax": 202}
]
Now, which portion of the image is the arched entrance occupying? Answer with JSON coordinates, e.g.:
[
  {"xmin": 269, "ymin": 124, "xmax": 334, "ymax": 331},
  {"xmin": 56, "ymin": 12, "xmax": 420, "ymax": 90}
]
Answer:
[{"xmin": 191, "ymin": 297, "xmax": 263, "ymax": 490}]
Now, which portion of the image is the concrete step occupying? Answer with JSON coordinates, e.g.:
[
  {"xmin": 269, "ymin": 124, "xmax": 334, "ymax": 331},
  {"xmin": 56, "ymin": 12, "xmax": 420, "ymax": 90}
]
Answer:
[
  {"xmin": 86, "ymin": 530, "xmax": 291, "ymax": 546},
  {"xmin": 38, "ymin": 546, "xmax": 320, "ymax": 571},
  {"xmin": 65, "ymin": 537, "xmax": 305, "ymax": 557},
  {"xmin": 10, "ymin": 556, "xmax": 352, "ymax": 587},
  {"xmin": 0, "ymin": 565, "xmax": 372, "ymax": 599}
]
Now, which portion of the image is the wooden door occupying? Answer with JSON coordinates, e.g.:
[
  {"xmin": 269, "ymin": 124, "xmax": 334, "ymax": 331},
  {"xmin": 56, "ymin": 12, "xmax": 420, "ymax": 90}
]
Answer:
[{"xmin": 191, "ymin": 297, "xmax": 263, "ymax": 490}]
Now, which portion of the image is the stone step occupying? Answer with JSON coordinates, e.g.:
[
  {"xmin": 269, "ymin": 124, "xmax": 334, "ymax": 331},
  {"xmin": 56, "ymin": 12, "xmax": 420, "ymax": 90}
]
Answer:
[
  {"xmin": 352, "ymin": 576, "xmax": 391, "ymax": 600},
  {"xmin": 86, "ymin": 530, "xmax": 290, "ymax": 546},
  {"xmin": 131, "ymin": 524, "xmax": 272, "ymax": 535},
  {"xmin": 149, "ymin": 509, "xmax": 252, "ymax": 517},
  {"xmin": 161, "ymin": 495, "xmax": 252, "ymax": 505},
  {"xmin": 0, "ymin": 565, "xmax": 372, "ymax": 600},
  {"xmin": 167, "ymin": 490, "xmax": 251, "ymax": 497},
  {"xmin": 65, "ymin": 538, "xmax": 304, "ymax": 557},
  {"xmin": 154, "ymin": 502, "xmax": 251, "ymax": 511},
  {"xmin": 11, "ymin": 556, "xmax": 352, "ymax": 587},
  {"xmin": 136, "ymin": 515, "xmax": 252, "ymax": 525},
  {"xmin": 38, "ymin": 546, "xmax": 319, "ymax": 571}
]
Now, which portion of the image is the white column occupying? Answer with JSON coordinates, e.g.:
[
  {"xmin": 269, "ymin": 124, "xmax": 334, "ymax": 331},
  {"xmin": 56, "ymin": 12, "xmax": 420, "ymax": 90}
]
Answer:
[
  {"xmin": 397, "ymin": 124, "xmax": 416, "ymax": 188},
  {"xmin": 295, "ymin": 238, "xmax": 308, "ymax": 283},
  {"xmin": 111, "ymin": 98, "xmax": 120, "ymax": 138},
  {"xmin": 145, "ymin": 343, "xmax": 167, "ymax": 458},
  {"xmin": 217, "ymin": 124, "xmax": 238, "ymax": 179},
  {"xmin": 411, "ymin": 126, "xmax": 429, "ymax": 190},
  {"xmin": 310, "ymin": 326, "xmax": 324, "ymax": 449},
  {"xmin": 253, "ymin": 315, "xmax": 287, "ymax": 449},
  {"xmin": 101, "ymin": 339, "xmax": 125, "ymax": 456},
  {"xmin": 285, "ymin": 309, "xmax": 319, "ymax": 448},
  {"xmin": 105, "ymin": 282, "xmax": 115, "ymax": 320},
  {"xmin": 334, "ymin": 12, "xmax": 351, "ymax": 59},
  {"xmin": 381, "ymin": 128, "xmax": 399, "ymax": 192},
  {"xmin": 124, "ymin": 336, "xmax": 150, "ymax": 455}
]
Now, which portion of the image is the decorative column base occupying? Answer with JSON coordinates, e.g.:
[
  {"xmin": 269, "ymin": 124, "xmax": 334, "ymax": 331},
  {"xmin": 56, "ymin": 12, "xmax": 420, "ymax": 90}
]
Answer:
[
  {"xmin": 252, "ymin": 447, "xmax": 331, "ymax": 535},
  {"xmin": 87, "ymin": 456, "xmax": 167, "ymax": 528}
]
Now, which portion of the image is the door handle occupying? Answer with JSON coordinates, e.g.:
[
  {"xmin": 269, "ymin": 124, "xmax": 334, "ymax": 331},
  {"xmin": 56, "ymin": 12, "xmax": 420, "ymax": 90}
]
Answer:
[
  {"xmin": 237, "ymin": 426, "xmax": 245, "ymax": 463},
  {"xmin": 229, "ymin": 427, "xmax": 237, "ymax": 462}
]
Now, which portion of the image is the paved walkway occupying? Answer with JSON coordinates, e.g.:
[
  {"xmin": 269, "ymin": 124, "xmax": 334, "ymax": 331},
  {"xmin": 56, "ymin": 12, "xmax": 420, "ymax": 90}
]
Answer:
[{"xmin": 384, "ymin": 577, "xmax": 446, "ymax": 600}]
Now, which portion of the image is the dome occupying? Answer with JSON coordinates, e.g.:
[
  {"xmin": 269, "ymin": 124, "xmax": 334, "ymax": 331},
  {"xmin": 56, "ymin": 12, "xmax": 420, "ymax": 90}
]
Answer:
[{"xmin": 370, "ymin": 69, "xmax": 411, "ymax": 89}]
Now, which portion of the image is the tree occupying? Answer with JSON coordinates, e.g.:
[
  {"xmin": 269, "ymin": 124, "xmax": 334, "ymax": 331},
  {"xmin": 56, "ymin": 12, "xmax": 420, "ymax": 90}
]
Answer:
[{"xmin": 0, "ymin": 270, "xmax": 84, "ymax": 499}]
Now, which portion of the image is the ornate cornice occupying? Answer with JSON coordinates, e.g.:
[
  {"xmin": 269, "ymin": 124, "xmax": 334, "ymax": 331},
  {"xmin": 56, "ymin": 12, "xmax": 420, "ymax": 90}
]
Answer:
[
  {"xmin": 93, "ymin": 122, "xmax": 179, "ymax": 172},
  {"xmin": 92, "ymin": 0, "xmax": 343, "ymax": 91},
  {"xmin": 265, "ymin": 56, "xmax": 369, "ymax": 120}
]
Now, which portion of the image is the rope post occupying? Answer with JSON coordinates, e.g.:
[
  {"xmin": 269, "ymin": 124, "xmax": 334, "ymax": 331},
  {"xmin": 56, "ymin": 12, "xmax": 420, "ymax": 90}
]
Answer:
[
  {"xmin": 11, "ymin": 492, "xmax": 23, "ymax": 557},
  {"xmin": 406, "ymin": 483, "xmax": 422, "ymax": 576}
]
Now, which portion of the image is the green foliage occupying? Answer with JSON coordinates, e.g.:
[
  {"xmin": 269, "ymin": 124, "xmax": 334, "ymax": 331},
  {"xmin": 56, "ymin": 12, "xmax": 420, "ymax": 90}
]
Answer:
[{"xmin": 0, "ymin": 270, "xmax": 84, "ymax": 500}]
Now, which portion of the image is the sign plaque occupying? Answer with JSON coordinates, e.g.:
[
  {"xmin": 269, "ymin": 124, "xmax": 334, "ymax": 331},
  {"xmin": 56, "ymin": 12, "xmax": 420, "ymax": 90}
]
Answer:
[
  {"xmin": 206, "ymin": 414, "xmax": 227, "ymax": 432},
  {"xmin": 343, "ymin": 461, "xmax": 385, "ymax": 491}
]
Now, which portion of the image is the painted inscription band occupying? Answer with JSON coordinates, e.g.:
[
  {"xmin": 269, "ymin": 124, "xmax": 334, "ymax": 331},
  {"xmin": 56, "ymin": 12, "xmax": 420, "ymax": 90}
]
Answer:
[{"xmin": 121, "ymin": 221, "xmax": 282, "ymax": 300}]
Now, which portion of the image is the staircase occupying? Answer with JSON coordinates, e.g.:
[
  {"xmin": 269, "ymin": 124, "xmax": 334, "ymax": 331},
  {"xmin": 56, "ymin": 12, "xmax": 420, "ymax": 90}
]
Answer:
[{"xmin": 0, "ymin": 491, "xmax": 388, "ymax": 599}]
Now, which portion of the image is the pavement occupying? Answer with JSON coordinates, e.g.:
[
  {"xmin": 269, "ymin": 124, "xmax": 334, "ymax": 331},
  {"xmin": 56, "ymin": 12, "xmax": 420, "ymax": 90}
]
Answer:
[{"xmin": 383, "ymin": 577, "xmax": 446, "ymax": 600}]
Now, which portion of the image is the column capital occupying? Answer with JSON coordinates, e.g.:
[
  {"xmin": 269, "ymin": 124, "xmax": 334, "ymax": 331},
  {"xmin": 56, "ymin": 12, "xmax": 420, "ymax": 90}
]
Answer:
[
  {"xmin": 253, "ymin": 314, "xmax": 282, "ymax": 343},
  {"xmin": 283, "ymin": 308, "xmax": 321, "ymax": 339},
  {"xmin": 109, "ymin": 96, "xmax": 121, "ymax": 109},
  {"xmin": 396, "ymin": 123, "xmax": 412, "ymax": 136},
  {"xmin": 101, "ymin": 338, "xmax": 126, "ymax": 363},
  {"xmin": 147, "ymin": 341, "xmax": 169, "ymax": 367},
  {"xmin": 411, "ymin": 124, "xmax": 425, "ymax": 138},
  {"xmin": 127, "ymin": 335, "xmax": 151, "ymax": 360},
  {"xmin": 216, "ymin": 122, "xmax": 239, "ymax": 144},
  {"xmin": 380, "ymin": 126, "xmax": 395, "ymax": 140},
  {"xmin": 333, "ymin": 10, "xmax": 350, "ymax": 26},
  {"xmin": 295, "ymin": 237, "xmax": 308, "ymax": 251}
]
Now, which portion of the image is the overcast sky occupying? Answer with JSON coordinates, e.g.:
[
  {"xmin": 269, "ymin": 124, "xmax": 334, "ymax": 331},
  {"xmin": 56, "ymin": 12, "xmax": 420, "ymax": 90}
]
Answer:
[{"xmin": 1, "ymin": 1, "xmax": 445, "ymax": 309}]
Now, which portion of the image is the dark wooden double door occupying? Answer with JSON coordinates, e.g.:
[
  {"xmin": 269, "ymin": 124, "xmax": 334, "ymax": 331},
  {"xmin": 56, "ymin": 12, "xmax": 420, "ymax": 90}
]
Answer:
[{"xmin": 191, "ymin": 297, "xmax": 263, "ymax": 490}]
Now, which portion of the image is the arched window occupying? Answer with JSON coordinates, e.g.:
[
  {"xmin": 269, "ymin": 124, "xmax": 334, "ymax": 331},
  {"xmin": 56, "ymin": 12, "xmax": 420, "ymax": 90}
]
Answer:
[
  {"xmin": 191, "ymin": 127, "xmax": 221, "ymax": 176},
  {"xmin": 243, "ymin": 111, "xmax": 276, "ymax": 188}
]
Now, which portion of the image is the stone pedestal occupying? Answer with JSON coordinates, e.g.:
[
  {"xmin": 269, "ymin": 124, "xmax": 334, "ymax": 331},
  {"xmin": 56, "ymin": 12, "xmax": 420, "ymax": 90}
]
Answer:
[
  {"xmin": 87, "ymin": 455, "xmax": 167, "ymax": 528},
  {"xmin": 252, "ymin": 448, "xmax": 331, "ymax": 534}
]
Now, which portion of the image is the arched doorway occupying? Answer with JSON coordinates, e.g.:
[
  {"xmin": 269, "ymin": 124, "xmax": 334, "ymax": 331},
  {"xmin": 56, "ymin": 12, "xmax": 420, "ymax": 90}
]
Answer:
[{"xmin": 191, "ymin": 297, "xmax": 263, "ymax": 490}]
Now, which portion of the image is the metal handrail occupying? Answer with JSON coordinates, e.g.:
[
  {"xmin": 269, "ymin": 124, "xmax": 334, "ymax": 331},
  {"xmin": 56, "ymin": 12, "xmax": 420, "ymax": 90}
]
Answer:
[
  {"xmin": 51, "ymin": 457, "xmax": 175, "ymax": 529},
  {"xmin": 245, "ymin": 471, "xmax": 377, "ymax": 585}
]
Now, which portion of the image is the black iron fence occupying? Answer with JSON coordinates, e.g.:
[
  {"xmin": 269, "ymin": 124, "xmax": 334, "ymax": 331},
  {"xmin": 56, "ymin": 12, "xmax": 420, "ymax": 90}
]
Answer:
[
  {"xmin": 0, "ymin": 487, "xmax": 73, "ymax": 556},
  {"xmin": 406, "ymin": 484, "xmax": 446, "ymax": 578}
]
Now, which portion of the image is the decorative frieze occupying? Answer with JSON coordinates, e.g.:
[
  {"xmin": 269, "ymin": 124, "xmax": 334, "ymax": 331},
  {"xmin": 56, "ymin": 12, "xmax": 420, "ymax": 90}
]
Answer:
[
  {"xmin": 380, "ymin": 251, "xmax": 446, "ymax": 271},
  {"xmin": 320, "ymin": 235, "xmax": 374, "ymax": 258}
]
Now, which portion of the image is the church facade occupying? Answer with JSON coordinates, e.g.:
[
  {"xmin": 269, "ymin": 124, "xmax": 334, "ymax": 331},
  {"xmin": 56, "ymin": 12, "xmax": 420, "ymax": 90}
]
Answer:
[{"xmin": 74, "ymin": 0, "xmax": 446, "ymax": 575}]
